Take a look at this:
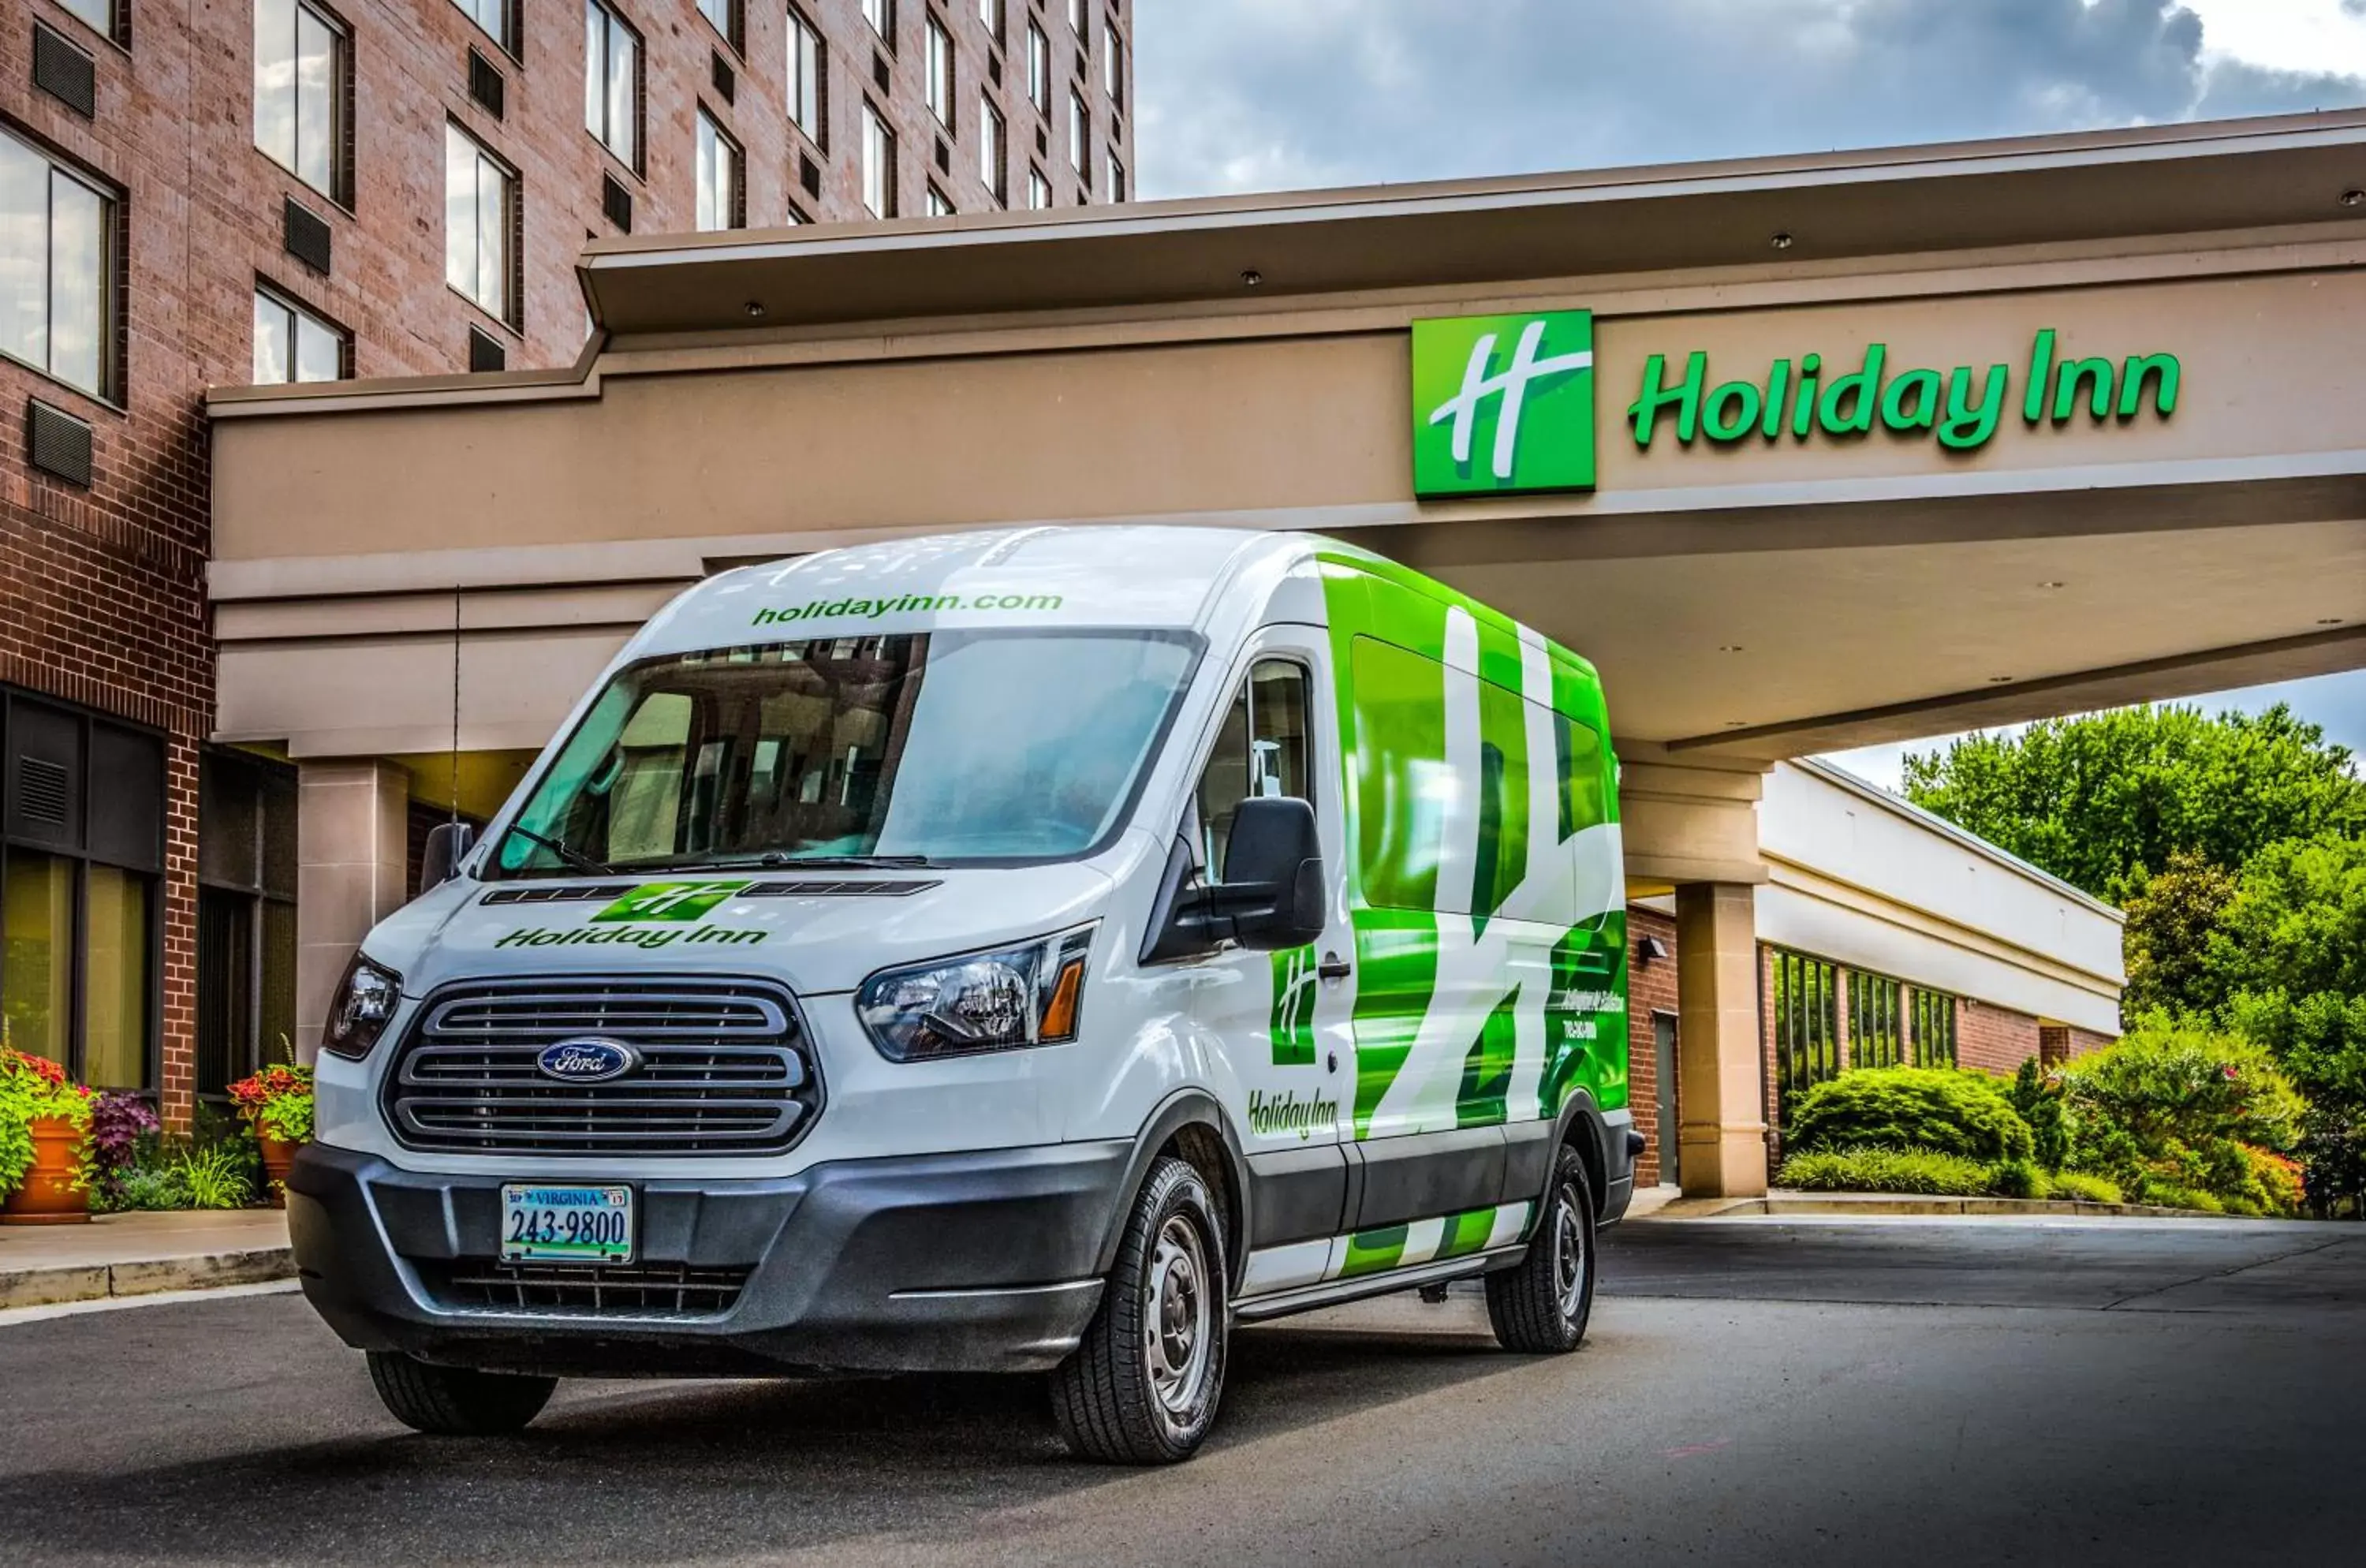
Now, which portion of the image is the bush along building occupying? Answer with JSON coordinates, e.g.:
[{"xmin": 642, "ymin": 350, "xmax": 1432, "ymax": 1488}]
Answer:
[{"xmin": 1, "ymin": 0, "xmax": 1134, "ymax": 1126}]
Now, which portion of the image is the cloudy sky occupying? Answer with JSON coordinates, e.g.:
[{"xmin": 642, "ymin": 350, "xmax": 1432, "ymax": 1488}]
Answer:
[{"xmin": 1133, "ymin": 0, "xmax": 2366, "ymax": 786}]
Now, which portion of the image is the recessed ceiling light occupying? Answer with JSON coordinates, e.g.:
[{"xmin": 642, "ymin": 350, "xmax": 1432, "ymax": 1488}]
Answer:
[
  {"xmin": 2319, "ymin": 617, "xmax": 2346, "ymax": 626},
  {"xmin": 1240, "ymin": 268, "xmax": 1263, "ymax": 288},
  {"xmin": 743, "ymin": 301, "xmax": 767, "ymax": 319},
  {"xmin": 1988, "ymin": 674, "xmax": 2015, "ymax": 683},
  {"xmin": 1771, "ymin": 232, "xmax": 1795, "ymax": 250},
  {"xmin": 1724, "ymin": 719, "xmax": 1748, "ymax": 728},
  {"xmin": 1718, "ymin": 644, "xmax": 1745, "ymax": 653},
  {"xmin": 2036, "ymin": 581, "xmax": 2065, "ymax": 589},
  {"xmin": 2342, "ymin": 189, "xmax": 2365, "ymax": 207}
]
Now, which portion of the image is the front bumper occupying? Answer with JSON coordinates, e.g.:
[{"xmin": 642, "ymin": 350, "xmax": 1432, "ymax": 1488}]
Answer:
[{"xmin": 287, "ymin": 1140, "xmax": 1128, "ymax": 1377}]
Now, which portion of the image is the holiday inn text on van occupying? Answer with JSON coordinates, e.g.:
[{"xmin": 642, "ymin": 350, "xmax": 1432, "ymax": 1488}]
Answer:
[{"xmin": 290, "ymin": 525, "xmax": 1641, "ymax": 1464}]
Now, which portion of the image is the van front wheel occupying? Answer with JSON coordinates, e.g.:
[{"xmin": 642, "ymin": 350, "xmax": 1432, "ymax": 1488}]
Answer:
[
  {"xmin": 1484, "ymin": 1145, "xmax": 1598, "ymax": 1354},
  {"xmin": 1050, "ymin": 1155, "xmax": 1229, "ymax": 1464},
  {"xmin": 367, "ymin": 1351, "xmax": 556, "ymax": 1435}
]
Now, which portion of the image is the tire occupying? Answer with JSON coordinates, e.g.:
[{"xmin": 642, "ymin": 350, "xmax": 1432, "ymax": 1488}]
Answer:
[
  {"xmin": 1485, "ymin": 1144, "xmax": 1598, "ymax": 1354},
  {"xmin": 366, "ymin": 1351, "xmax": 556, "ymax": 1435},
  {"xmin": 1050, "ymin": 1155, "xmax": 1230, "ymax": 1465}
]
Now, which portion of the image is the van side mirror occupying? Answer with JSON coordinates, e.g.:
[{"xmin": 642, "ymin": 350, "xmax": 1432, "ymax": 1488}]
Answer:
[
  {"xmin": 1218, "ymin": 797, "xmax": 1327, "ymax": 950},
  {"xmin": 420, "ymin": 821, "xmax": 477, "ymax": 894}
]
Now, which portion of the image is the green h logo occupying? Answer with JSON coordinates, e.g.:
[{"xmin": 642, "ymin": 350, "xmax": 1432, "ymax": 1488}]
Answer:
[
  {"xmin": 592, "ymin": 881, "xmax": 749, "ymax": 923},
  {"xmin": 1411, "ymin": 311, "xmax": 1596, "ymax": 498}
]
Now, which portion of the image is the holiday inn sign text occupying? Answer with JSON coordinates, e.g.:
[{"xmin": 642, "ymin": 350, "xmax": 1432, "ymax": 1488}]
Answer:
[{"xmin": 1409, "ymin": 310, "xmax": 2182, "ymax": 498}]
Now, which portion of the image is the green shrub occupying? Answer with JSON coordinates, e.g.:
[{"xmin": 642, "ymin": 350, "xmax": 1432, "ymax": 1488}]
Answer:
[
  {"xmin": 1787, "ymin": 1067, "xmax": 2037, "ymax": 1163},
  {"xmin": 87, "ymin": 1137, "xmax": 255, "ymax": 1213},
  {"xmin": 1777, "ymin": 1145, "xmax": 1995, "ymax": 1197},
  {"xmin": 2048, "ymin": 1171, "xmax": 2124, "ymax": 1205},
  {"xmin": 2006, "ymin": 1058, "xmax": 2071, "ymax": 1169},
  {"xmin": 1985, "ymin": 1157, "xmax": 2054, "ymax": 1200},
  {"xmin": 2059, "ymin": 1017, "xmax": 2305, "ymax": 1214}
]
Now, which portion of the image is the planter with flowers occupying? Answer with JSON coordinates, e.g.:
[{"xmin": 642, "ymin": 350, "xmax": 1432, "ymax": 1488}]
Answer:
[
  {"xmin": 228, "ymin": 1062, "xmax": 313, "ymax": 1208},
  {"xmin": 1, "ymin": 1044, "xmax": 97, "ymax": 1225}
]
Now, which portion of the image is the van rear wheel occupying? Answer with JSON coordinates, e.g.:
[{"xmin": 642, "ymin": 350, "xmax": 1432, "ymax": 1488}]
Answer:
[
  {"xmin": 1484, "ymin": 1145, "xmax": 1598, "ymax": 1354},
  {"xmin": 1050, "ymin": 1155, "xmax": 1229, "ymax": 1464},
  {"xmin": 367, "ymin": 1351, "xmax": 556, "ymax": 1435}
]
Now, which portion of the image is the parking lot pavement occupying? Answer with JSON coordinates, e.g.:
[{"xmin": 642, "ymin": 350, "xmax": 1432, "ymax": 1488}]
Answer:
[{"xmin": 4, "ymin": 1216, "xmax": 2360, "ymax": 1567}]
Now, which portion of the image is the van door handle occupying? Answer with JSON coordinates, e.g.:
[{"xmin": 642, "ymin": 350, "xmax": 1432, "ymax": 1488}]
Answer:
[{"xmin": 1317, "ymin": 953, "xmax": 1352, "ymax": 981}]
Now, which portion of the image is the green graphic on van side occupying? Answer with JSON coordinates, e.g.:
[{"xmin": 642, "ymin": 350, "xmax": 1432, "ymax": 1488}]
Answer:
[
  {"xmin": 1270, "ymin": 945, "xmax": 1318, "ymax": 1066},
  {"xmin": 1312, "ymin": 550, "xmax": 1629, "ymax": 1141},
  {"xmin": 1412, "ymin": 311, "xmax": 1596, "ymax": 498},
  {"xmin": 592, "ymin": 881, "xmax": 751, "ymax": 923}
]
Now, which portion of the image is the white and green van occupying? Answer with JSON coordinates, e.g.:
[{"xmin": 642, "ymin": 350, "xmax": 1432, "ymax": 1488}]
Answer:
[{"xmin": 293, "ymin": 525, "xmax": 1639, "ymax": 1463}]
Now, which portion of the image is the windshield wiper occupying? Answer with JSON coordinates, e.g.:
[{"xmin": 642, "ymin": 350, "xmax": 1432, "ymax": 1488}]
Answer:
[
  {"xmin": 644, "ymin": 852, "xmax": 939, "ymax": 872},
  {"xmin": 499, "ymin": 823, "xmax": 618, "ymax": 878}
]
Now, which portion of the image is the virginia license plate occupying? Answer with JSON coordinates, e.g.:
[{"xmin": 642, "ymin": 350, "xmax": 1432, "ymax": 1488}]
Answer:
[{"xmin": 500, "ymin": 1184, "xmax": 634, "ymax": 1265}]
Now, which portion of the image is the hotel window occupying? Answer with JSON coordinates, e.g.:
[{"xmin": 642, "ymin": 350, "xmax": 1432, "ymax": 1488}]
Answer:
[
  {"xmin": 787, "ymin": 6, "xmax": 825, "ymax": 146},
  {"xmin": 252, "ymin": 286, "xmax": 348, "ymax": 383},
  {"xmin": 697, "ymin": 0, "xmax": 741, "ymax": 52},
  {"xmin": 861, "ymin": 101, "xmax": 895, "ymax": 218},
  {"xmin": 57, "ymin": 0, "xmax": 117, "ymax": 37},
  {"xmin": 1025, "ymin": 20, "xmax": 1049, "ymax": 112},
  {"xmin": 195, "ymin": 749, "xmax": 297, "ymax": 1099},
  {"xmin": 927, "ymin": 183, "xmax": 953, "ymax": 218},
  {"xmin": 1068, "ymin": 88, "xmax": 1088, "ymax": 174},
  {"xmin": 584, "ymin": 0, "xmax": 641, "ymax": 170},
  {"xmin": 451, "ymin": 0, "xmax": 515, "ymax": 54},
  {"xmin": 980, "ymin": 95, "xmax": 1006, "ymax": 204},
  {"xmin": 0, "ymin": 131, "xmax": 114, "ymax": 401},
  {"xmin": 925, "ymin": 17, "xmax": 954, "ymax": 127},
  {"xmin": 1911, "ymin": 987, "xmax": 1959, "ymax": 1067},
  {"xmin": 1847, "ymin": 971, "xmax": 1904, "ymax": 1070},
  {"xmin": 1103, "ymin": 17, "xmax": 1122, "ymax": 106},
  {"xmin": 695, "ymin": 109, "xmax": 744, "ymax": 231},
  {"xmin": 254, "ymin": 0, "xmax": 350, "ymax": 204},
  {"xmin": 2, "ymin": 688, "xmax": 164, "ymax": 1092},
  {"xmin": 862, "ymin": 0, "xmax": 891, "ymax": 47},
  {"xmin": 1771, "ymin": 948, "xmax": 1840, "ymax": 1103},
  {"xmin": 1107, "ymin": 152, "xmax": 1125, "ymax": 203},
  {"xmin": 1027, "ymin": 162, "xmax": 1049, "ymax": 211},
  {"xmin": 443, "ymin": 121, "xmax": 517, "ymax": 325},
  {"xmin": 977, "ymin": 0, "xmax": 1001, "ymax": 43},
  {"xmin": 1066, "ymin": 0, "xmax": 1085, "ymax": 39}
]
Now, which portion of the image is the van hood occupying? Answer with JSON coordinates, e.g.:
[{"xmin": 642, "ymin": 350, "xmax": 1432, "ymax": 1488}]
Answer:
[{"xmin": 369, "ymin": 861, "xmax": 1125, "ymax": 1000}]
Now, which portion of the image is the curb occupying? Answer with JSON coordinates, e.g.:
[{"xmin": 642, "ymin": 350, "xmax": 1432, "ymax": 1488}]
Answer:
[
  {"xmin": 1639, "ymin": 1193, "xmax": 2212, "ymax": 1221},
  {"xmin": 0, "ymin": 1246, "xmax": 295, "ymax": 1312}
]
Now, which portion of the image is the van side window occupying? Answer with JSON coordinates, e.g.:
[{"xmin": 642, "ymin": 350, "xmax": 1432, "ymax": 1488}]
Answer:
[{"xmin": 1189, "ymin": 658, "xmax": 1312, "ymax": 883}]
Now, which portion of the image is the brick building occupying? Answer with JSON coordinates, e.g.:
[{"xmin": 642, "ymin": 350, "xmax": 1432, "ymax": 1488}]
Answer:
[{"xmin": 1, "ymin": 0, "xmax": 1132, "ymax": 1124}]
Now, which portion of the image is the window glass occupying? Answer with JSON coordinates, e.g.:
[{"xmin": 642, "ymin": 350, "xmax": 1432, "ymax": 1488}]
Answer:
[
  {"xmin": 2, "ymin": 131, "xmax": 112, "ymax": 398},
  {"xmin": 1026, "ymin": 22, "xmax": 1049, "ymax": 110},
  {"xmin": 498, "ymin": 633, "xmax": 1197, "ymax": 873},
  {"xmin": 1105, "ymin": 20, "xmax": 1122, "ymax": 104},
  {"xmin": 59, "ymin": 0, "xmax": 115, "ymax": 35},
  {"xmin": 980, "ymin": 98, "xmax": 1005, "ymax": 203},
  {"xmin": 863, "ymin": 0, "xmax": 890, "ymax": 43},
  {"xmin": 698, "ymin": 0, "xmax": 737, "ymax": 48},
  {"xmin": 1068, "ymin": 0, "xmax": 1086, "ymax": 37},
  {"xmin": 1191, "ymin": 660, "xmax": 1312, "ymax": 885},
  {"xmin": 253, "ymin": 289, "xmax": 345, "ymax": 383},
  {"xmin": 84, "ymin": 867, "xmax": 152, "ymax": 1091},
  {"xmin": 444, "ymin": 123, "xmax": 512, "ymax": 321},
  {"xmin": 585, "ymin": 0, "xmax": 640, "ymax": 166},
  {"xmin": 452, "ymin": 0, "xmax": 509, "ymax": 50},
  {"xmin": 861, "ymin": 103, "xmax": 894, "ymax": 218},
  {"xmin": 1068, "ymin": 91, "xmax": 1088, "ymax": 173},
  {"xmin": 255, "ymin": 0, "xmax": 345, "ymax": 201},
  {"xmin": 1028, "ymin": 165, "xmax": 1050, "ymax": 210},
  {"xmin": 925, "ymin": 18, "xmax": 953, "ymax": 125},
  {"xmin": 927, "ymin": 185, "xmax": 953, "ymax": 218},
  {"xmin": 1, "ymin": 850, "xmax": 73, "ymax": 1071},
  {"xmin": 977, "ymin": 0, "xmax": 1000, "ymax": 41},
  {"xmin": 1108, "ymin": 155, "xmax": 1125, "ymax": 203},
  {"xmin": 696, "ymin": 110, "xmax": 742, "ymax": 230},
  {"xmin": 787, "ymin": 9, "xmax": 824, "ymax": 140},
  {"xmin": 1774, "ymin": 950, "xmax": 1842, "ymax": 1100}
]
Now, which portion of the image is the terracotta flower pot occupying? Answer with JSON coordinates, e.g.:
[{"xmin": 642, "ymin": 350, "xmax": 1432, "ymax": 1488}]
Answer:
[
  {"xmin": 258, "ymin": 1133, "xmax": 300, "ymax": 1209},
  {"xmin": 2, "ymin": 1116, "xmax": 91, "ymax": 1225}
]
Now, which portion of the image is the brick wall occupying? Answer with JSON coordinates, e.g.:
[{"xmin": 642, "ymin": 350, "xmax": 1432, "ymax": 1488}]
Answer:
[
  {"xmin": 1, "ymin": 0, "xmax": 1129, "ymax": 1125},
  {"xmin": 1957, "ymin": 996, "xmax": 2044, "ymax": 1077},
  {"xmin": 1625, "ymin": 905, "xmax": 1678, "ymax": 1188}
]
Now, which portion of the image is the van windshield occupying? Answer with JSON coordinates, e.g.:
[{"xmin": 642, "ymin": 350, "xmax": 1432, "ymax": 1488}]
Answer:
[{"xmin": 490, "ymin": 630, "xmax": 1200, "ymax": 876}]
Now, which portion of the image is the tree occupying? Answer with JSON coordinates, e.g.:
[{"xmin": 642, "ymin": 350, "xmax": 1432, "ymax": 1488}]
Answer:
[
  {"xmin": 2122, "ymin": 850, "xmax": 2238, "ymax": 1017},
  {"xmin": 1901, "ymin": 704, "xmax": 2366, "ymax": 901}
]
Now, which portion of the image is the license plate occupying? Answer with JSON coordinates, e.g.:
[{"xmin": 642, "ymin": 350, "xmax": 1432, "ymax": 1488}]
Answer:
[{"xmin": 500, "ymin": 1184, "xmax": 634, "ymax": 1265}]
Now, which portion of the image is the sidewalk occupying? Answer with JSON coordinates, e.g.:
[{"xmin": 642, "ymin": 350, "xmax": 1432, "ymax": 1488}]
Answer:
[
  {"xmin": 0, "ymin": 1209, "xmax": 293, "ymax": 1311},
  {"xmin": 1633, "ymin": 1189, "xmax": 2211, "ymax": 1221}
]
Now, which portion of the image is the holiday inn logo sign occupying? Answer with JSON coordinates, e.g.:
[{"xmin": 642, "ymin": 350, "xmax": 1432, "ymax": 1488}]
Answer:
[{"xmin": 1409, "ymin": 312, "xmax": 2181, "ymax": 498}]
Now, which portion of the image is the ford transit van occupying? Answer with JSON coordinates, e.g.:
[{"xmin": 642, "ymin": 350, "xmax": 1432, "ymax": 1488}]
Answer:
[{"xmin": 293, "ymin": 525, "xmax": 1640, "ymax": 1463}]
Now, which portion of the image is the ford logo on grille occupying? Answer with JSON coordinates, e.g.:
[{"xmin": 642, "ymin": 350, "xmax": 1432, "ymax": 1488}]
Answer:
[{"xmin": 536, "ymin": 1038, "xmax": 640, "ymax": 1083}]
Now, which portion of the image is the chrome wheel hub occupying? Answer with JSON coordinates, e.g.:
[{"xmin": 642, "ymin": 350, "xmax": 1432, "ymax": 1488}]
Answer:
[
  {"xmin": 1145, "ymin": 1215, "xmax": 1212, "ymax": 1421},
  {"xmin": 1554, "ymin": 1183, "xmax": 1588, "ymax": 1320}
]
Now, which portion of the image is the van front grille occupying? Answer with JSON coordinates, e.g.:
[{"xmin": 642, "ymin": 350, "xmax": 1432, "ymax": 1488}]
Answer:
[
  {"xmin": 421, "ymin": 1260, "xmax": 752, "ymax": 1319},
  {"xmin": 383, "ymin": 980, "xmax": 819, "ymax": 1156}
]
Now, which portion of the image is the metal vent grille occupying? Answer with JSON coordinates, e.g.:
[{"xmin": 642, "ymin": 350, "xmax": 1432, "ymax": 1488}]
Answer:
[
  {"xmin": 1036, "ymin": 125, "xmax": 1048, "ymax": 157},
  {"xmin": 468, "ymin": 48, "xmax": 505, "ymax": 119},
  {"xmin": 282, "ymin": 198, "xmax": 332, "ymax": 274},
  {"xmin": 601, "ymin": 173, "xmax": 633, "ymax": 233},
  {"xmin": 987, "ymin": 50, "xmax": 1002, "ymax": 85},
  {"xmin": 16, "ymin": 758, "xmax": 70, "ymax": 827},
  {"xmin": 32, "ymin": 22, "xmax": 96, "ymax": 118},
  {"xmin": 27, "ymin": 401, "xmax": 94, "ymax": 487},
  {"xmin": 800, "ymin": 152, "xmax": 822, "ymax": 198},
  {"xmin": 468, "ymin": 327, "xmax": 506, "ymax": 373},
  {"xmin": 711, "ymin": 50, "xmax": 735, "ymax": 103},
  {"xmin": 421, "ymin": 1260, "xmax": 752, "ymax": 1319},
  {"xmin": 935, "ymin": 139, "xmax": 951, "ymax": 174},
  {"xmin": 872, "ymin": 53, "xmax": 890, "ymax": 91},
  {"xmin": 383, "ymin": 979, "xmax": 821, "ymax": 1156}
]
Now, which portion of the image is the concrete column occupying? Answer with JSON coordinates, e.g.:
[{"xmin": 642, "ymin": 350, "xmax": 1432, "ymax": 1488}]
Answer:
[
  {"xmin": 295, "ymin": 760, "xmax": 410, "ymax": 1061},
  {"xmin": 1674, "ymin": 881, "xmax": 1771, "ymax": 1198}
]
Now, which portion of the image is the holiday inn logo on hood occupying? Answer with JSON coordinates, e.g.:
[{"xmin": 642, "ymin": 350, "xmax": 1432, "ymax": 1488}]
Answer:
[{"xmin": 492, "ymin": 879, "xmax": 770, "ymax": 952}]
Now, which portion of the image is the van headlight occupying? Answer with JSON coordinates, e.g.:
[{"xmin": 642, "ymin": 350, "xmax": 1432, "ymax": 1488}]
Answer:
[
  {"xmin": 322, "ymin": 953, "xmax": 403, "ymax": 1060},
  {"xmin": 856, "ymin": 927, "xmax": 1094, "ymax": 1062}
]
